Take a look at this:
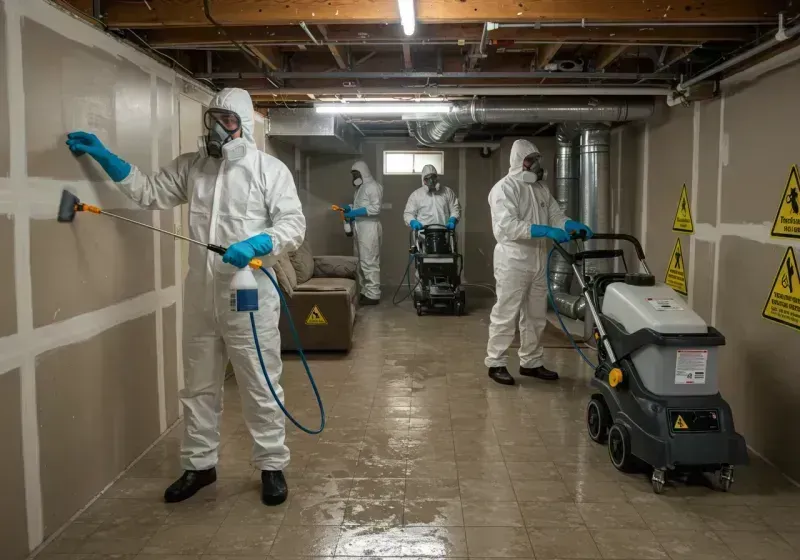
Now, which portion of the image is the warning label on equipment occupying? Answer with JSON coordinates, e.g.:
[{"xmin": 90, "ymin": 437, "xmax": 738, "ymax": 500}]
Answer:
[
  {"xmin": 770, "ymin": 165, "xmax": 800, "ymax": 239},
  {"xmin": 675, "ymin": 349, "xmax": 708, "ymax": 385},
  {"xmin": 646, "ymin": 298, "xmax": 684, "ymax": 311},
  {"xmin": 674, "ymin": 415, "xmax": 689, "ymax": 430},
  {"xmin": 762, "ymin": 247, "xmax": 800, "ymax": 332},
  {"xmin": 672, "ymin": 184, "xmax": 695, "ymax": 233},
  {"xmin": 665, "ymin": 238, "xmax": 688, "ymax": 296},
  {"xmin": 305, "ymin": 305, "xmax": 328, "ymax": 326}
]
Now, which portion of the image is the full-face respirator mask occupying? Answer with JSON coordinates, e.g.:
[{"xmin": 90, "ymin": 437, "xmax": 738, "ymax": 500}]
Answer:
[
  {"xmin": 423, "ymin": 173, "xmax": 441, "ymax": 193},
  {"xmin": 522, "ymin": 152, "xmax": 547, "ymax": 183},
  {"xmin": 198, "ymin": 108, "xmax": 245, "ymax": 160},
  {"xmin": 351, "ymin": 169, "xmax": 364, "ymax": 188}
]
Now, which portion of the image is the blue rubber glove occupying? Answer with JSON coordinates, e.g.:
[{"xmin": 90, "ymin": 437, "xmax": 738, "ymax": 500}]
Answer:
[
  {"xmin": 531, "ymin": 224, "xmax": 570, "ymax": 243},
  {"xmin": 222, "ymin": 233, "xmax": 273, "ymax": 268},
  {"xmin": 410, "ymin": 219, "xmax": 423, "ymax": 231},
  {"xmin": 447, "ymin": 217, "xmax": 458, "ymax": 230},
  {"xmin": 340, "ymin": 204, "xmax": 352, "ymax": 213},
  {"xmin": 344, "ymin": 207, "xmax": 368, "ymax": 220},
  {"xmin": 66, "ymin": 131, "xmax": 132, "ymax": 182},
  {"xmin": 565, "ymin": 219, "xmax": 594, "ymax": 239}
]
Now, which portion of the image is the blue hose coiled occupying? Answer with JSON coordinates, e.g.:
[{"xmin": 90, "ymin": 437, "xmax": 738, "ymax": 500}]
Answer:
[{"xmin": 250, "ymin": 267, "xmax": 325, "ymax": 435}]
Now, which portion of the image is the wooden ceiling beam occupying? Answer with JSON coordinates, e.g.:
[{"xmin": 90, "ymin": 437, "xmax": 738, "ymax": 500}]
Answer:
[
  {"xmin": 249, "ymin": 46, "xmax": 282, "ymax": 71},
  {"xmin": 402, "ymin": 44, "xmax": 413, "ymax": 70},
  {"xmin": 536, "ymin": 43, "xmax": 563, "ymax": 69},
  {"xmin": 317, "ymin": 24, "xmax": 349, "ymax": 69},
  {"xmin": 595, "ymin": 45, "xmax": 630, "ymax": 70},
  {"xmin": 101, "ymin": 0, "xmax": 782, "ymax": 28}
]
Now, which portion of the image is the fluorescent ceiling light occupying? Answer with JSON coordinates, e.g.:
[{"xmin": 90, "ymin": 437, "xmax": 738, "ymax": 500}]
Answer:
[
  {"xmin": 398, "ymin": 0, "xmax": 416, "ymax": 36},
  {"xmin": 315, "ymin": 103, "xmax": 451, "ymax": 115}
]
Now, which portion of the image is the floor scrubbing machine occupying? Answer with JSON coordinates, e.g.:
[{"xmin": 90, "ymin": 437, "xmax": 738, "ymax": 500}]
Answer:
[
  {"xmin": 551, "ymin": 232, "xmax": 748, "ymax": 494},
  {"xmin": 411, "ymin": 224, "xmax": 465, "ymax": 316}
]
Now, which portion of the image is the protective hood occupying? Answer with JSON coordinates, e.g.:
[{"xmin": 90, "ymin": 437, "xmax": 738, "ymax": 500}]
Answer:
[
  {"xmin": 420, "ymin": 164, "xmax": 438, "ymax": 188},
  {"xmin": 351, "ymin": 160, "xmax": 374, "ymax": 183},
  {"xmin": 509, "ymin": 139, "xmax": 540, "ymax": 177},
  {"xmin": 209, "ymin": 87, "xmax": 256, "ymax": 147}
]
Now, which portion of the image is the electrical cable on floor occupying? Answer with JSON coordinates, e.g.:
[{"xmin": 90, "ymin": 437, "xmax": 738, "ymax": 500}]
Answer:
[
  {"xmin": 392, "ymin": 254, "xmax": 420, "ymax": 305},
  {"xmin": 251, "ymin": 267, "xmax": 325, "ymax": 435},
  {"xmin": 546, "ymin": 247, "xmax": 598, "ymax": 370}
]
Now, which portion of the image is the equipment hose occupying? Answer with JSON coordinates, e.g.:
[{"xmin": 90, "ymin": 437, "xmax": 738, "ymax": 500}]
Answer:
[
  {"xmin": 546, "ymin": 247, "xmax": 597, "ymax": 370},
  {"xmin": 250, "ymin": 267, "xmax": 325, "ymax": 435}
]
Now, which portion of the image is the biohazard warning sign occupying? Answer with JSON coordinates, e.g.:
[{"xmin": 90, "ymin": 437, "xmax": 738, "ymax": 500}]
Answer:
[
  {"xmin": 672, "ymin": 184, "xmax": 694, "ymax": 234},
  {"xmin": 762, "ymin": 247, "xmax": 800, "ymax": 332},
  {"xmin": 305, "ymin": 305, "xmax": 328, "ymax": 326},
  {"xmin": 674, "ymin": 415, "xmax": 689, "ymax": 430},
  {"xmin": 770, "ymin": 165, "xmax": 800, "ymax": 239},
  {"xmin": 665, "ymin": 238, "xmax": 688, "ymax": 296}
]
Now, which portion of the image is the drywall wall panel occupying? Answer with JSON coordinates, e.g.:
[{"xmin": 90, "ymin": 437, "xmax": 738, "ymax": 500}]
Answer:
[
  {"xmin": 307, "ymin": 152, "xmax": 361, "ymax": 257},
  {"xmin": 160, "ymin": 210, "xmax": 175, "ymax": 288},
  {"xmin": 722, "ymin": 62, "xmax": 800, "ymax": 224},
  {"xmin": 646, "ymin": 105, "xmax": 694, "ymax": 283},
  {"xmin": 0, "ymin": 368, "xmax": 28, "ymax": 560},
  {"xmin": 178, "ymin": 94, "xmax": 203, "ymax": 155},
  {"xmin": 157, "ymin": 78, "xmax": 173, "ymax": 167},
  {"xmin": 618, "ymin": 124, "xmax": 644, "ymax": 268},
  {"xmin": 30, "ymin": 210, "xmax": 155, "ymax": 328},
  {"xmin": 464, "ymin": 148, "xmax": 497, "ymax": 285},
  {"xmin": 697, "ymin": 99, "xmax": 720, "ymax": 225},
  {"xmin": 691, "ymin": 239, "xmax": 715, "ymax": 325},
  {"xmin": 36, "ymin": 313, "xmax": 160, "ymax": 535},
  {"xmin": 163, "ymin": 303, "xmax": 179, "ymax": 426},
  {"xmin": 717, "ymin": 236, "xmax": 800, "ymax": 480},
  {"xmin": 0, "ymin": 214, "xmax": 17, "ymax": 337},
  {"xmin": 0, "ymin": 2, "xmax": 9, "ymax": 178},
  {"xmin": 22, "ymin": 18, "xmax": 152, "ymax": 180}
]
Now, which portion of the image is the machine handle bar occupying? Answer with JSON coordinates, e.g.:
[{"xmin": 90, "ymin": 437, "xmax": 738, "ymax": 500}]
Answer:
[{"xmin": 590, "ymin": 233, "xmax": 647, "ymax": 261}]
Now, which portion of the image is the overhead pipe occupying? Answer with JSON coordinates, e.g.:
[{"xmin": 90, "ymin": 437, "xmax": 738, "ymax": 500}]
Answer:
[
  {"xmin": 493, "ymin": 20, "xmax": 772, "ymax": 29},
  {"xmin": 202, "ymin": 70, "xmax": 676, "ymax": 80},
  {"xmin": 411, "ymin": 97, "xmax": 654, "ymax": 144},
  {"xmin": 549, "ymin": 123, "xmax": 581, "ymax": 298},
  {"xmin": 250, "ymin": 86, "xmax": 672, "ymax": 97},
  {"xmin": 407, "ymin": 121, "xmax": 500, "ymax": 150}
]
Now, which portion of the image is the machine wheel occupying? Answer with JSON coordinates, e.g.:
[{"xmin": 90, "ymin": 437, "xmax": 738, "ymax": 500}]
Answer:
[
  {"xmin": 586, "ymin": 397, "xmax": 611, "ymax": 444},
  {"xmin": 416, "ymin": 302, "xmax": 424, "ymax": 316},
  {"xmin": 717, "ymin": 465, "xmax": 734, "ymax": 492},
  {"xmin": 651, "ymin": 468, "xmax": 667, "ymax": 494},
  {"xmin": 608, "ymin": 423, "xmax": 636, "ymax": 473},
  {"xmin": 454, "ymin": 298, "xmax": 464, "ymax": 316}
]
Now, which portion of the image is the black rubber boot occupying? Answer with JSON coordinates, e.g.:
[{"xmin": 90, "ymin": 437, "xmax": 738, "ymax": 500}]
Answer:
[
  {"xmin": 359, "ymin": 295, "xmax": 380, "ymax": 306},
  {"xmin": 519, "ymin": 365, "xmax": 560, "ymax": 381},
  {"xmin": 261, "ymin": 470, "xmax": 289, "ymax": 506},
  {"xmin": 163, "ymin": 468, "xmax": 217, "ymax": 503},
  {"xmin": 488, "ymin": 366, "xmax": 515, "ymax": 386}
]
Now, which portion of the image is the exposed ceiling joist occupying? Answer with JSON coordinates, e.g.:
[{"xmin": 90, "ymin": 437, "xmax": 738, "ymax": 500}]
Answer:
[
  {"xmin": 248, "ymin": 46, "xmax": 281, "ymax": 71},
  {"xmin": 595, "ymin": 45, "xmax": 630, "ymax": 70},
  {"xmin": 402, "ymin": 44, "xmax": 413, "ymax": 70},
  {"xmin": 100, "ymin": 0, "xmax": 782, "ymax": 28},
  {"xmin": 317, "ymin": 24, "xmax": 348, "ymax": 69},
  {"xmin": 536, "ymin": 43, "xmax": 563, "ymax": 69}
]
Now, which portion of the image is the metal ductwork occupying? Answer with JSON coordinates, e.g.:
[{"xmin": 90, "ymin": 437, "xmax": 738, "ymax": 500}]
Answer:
[
  {"xmin": 268, "ymin": 108, "xmax": 362, "ymax": 155},
  {"xmin": 409, "ymin": 97, "xmax": 654, "ymax": 145},
  {"xmin": 579, "ymin": 124, "xmax": 613, "ymax": 276}
]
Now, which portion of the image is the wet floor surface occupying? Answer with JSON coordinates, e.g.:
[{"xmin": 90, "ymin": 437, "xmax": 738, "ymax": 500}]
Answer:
[{"xmin": 41, "ymin": 302, "xmax": 800, "ymax": 559}]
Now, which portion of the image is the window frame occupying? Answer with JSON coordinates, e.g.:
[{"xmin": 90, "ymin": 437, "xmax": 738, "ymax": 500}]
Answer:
[{"xmin": 382, "ymin": 150, "xmax": 445, "ymax": 176}]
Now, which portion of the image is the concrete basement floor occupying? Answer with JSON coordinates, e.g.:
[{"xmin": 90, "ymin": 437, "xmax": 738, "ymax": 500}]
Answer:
[{"xmin": 40, "ymin": 301, "xmax": 800, "ymax": 560}]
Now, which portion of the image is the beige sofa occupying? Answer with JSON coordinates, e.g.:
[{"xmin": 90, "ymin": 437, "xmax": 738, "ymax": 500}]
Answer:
[{"xmin": 272, "ymin": 239, "xmax": 358, "ymax": 352}]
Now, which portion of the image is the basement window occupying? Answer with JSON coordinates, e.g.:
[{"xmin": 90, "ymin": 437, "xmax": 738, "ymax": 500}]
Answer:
[{"xmin": 383, "ymin": 150, "xmax": 444, "ymax": 175}]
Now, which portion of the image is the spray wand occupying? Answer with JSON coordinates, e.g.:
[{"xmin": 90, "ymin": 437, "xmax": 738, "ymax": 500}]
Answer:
[{"xmin": 331, "ymin": 205, "xmax": 353, "ymax": 237}]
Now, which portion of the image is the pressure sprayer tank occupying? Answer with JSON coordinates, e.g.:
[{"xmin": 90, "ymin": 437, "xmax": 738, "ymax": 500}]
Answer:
[
  {"xmin": 230, "ymin": 268, "xmax": 259, "ymax": 312},
  {"xmin": 601, "ymin": 282, "xmax": 719, "ymax": 397},
  {"xmin": 424, "ymin": 229, "xmax": 450, "ymax": 255}
]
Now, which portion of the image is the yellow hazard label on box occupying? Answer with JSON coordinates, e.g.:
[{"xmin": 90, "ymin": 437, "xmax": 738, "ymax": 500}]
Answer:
[
  {"xmin": 665, "ymin": 238, "xmax": 688, "ymax": 296},
  {"xmin": 770, "ymin": 165, "xmax": 800, "ymax": 239},
  {"xmin": 762, "ymin": 247, "xmax": 800, "ymax": 332},
  {"xmin": 672, "ymin": 184, "xmax": 694, "ymax": 233},
  {"xmin": 674, "ymin": 415, "xmax": 689, "ymax": 430},
  {"xmin": 305, "ymin": 305, "xmax": 328, "ymax": 326}
]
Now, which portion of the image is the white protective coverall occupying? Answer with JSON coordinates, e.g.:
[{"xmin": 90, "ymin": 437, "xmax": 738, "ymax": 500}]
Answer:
[
  {"xmin": 403, "ymin": 164, "xmax": 462, "ymax": 228},
  {"xmin": 485, "ymin": 139, "xmax": 568, "ymax": 369},
  {"xmin": 351, "ymin": 161, "xmax": 384, "ymax": 300},
  {"xmin": 116, "ymin": 88, "xmax": 306, "ymax": 471}
]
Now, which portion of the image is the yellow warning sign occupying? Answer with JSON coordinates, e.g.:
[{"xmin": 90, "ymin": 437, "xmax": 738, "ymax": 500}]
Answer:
[
  {"xmin": 665, "ymin": 238, "xmax": 688, "ymax": 296},
  {"xmin": 770, "ymin": 165, "xmax": 800, "ymax": 239},
  {"xmin": 672, "ymin": 184, "xmax": 694, "ymax": 233},
  {"xmin": 674, "ymin": 415, "xmax": 689, "ymax": 430},
  {"xmin": 762, "ymin": 247, "xmax": 800, "ymax": 332},
  {"xmin": 305, "ymin": 305, "xmax": 328, "ymax": 326}
]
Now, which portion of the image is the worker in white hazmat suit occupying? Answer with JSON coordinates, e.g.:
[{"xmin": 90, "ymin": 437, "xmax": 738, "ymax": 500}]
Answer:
[
  {"xmin": 403, "ymin": 164, "xmax": 461, "ymax": 231},
  {"xmin": 485, "ymin": 139, "xmax": 592, "ymax": 386},
  {"xmin": 339, "ymin": 161, "xmax": 383, "ymax": 304},
  {"xmin": 65, "ymin": 88, "xmax": 305, "ymax": 506}
]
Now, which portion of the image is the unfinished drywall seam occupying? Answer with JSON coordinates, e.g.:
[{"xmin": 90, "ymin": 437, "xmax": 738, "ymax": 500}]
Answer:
[
  {"xmin": 151, "ymin": 75, "xmax": 167, "ymax": 434},
  {"xmin": 688, "ymin": 103, "xmax": 701, "ymax": 308},
  {"xmin": 458, "ymin": 148, "xmax": 467, "ymax": 283},
  {"xmin": 171, "ymin": 85, "xmax": 185, "ymax": 397},
  {"xmin": 6, "ymin": 0, "xmax": 44, "ymax": 549},
  {"xmin": 640, "ymin": 123, "xmax": 650, "ymax": 270},
  {"xmin": 710, "ymin": 95, "xmax": 726, "ymax": 324}
]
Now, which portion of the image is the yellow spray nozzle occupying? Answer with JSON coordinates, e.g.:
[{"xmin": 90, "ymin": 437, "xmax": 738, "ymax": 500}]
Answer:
[
  {"xmin": 331, "ymin": 205, "xmax": 344, "ymax": 212},
  {"xmin": 248, "ymin": 258, "xmax": 263, "ymax": 270},
  {"xmin": 77, "ymin": 203, "xmax": 101, "ymax": 214}
]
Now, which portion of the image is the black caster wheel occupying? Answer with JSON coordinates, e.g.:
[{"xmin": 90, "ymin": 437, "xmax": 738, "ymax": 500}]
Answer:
[
  {"xmin": 651, "ymin": 468, "xmax": 667, "ymax": 494},
  {"xmin": 608, "ymin": 423, "xmax": 637, "ymax": 473},
  {"xmin": 586, "ymin": 396, "xmax": 611, "ymax": 444},
  {"xmin": 416, "ymin": 303, "xmax": 424, "ymax": 316},
  {"xmin": 454, "ymin": 298, "xmax": 464, "ymax": 316},
  {"xmin": 717, "ymin": 465, "xmax": 734, "ymax": 492}
]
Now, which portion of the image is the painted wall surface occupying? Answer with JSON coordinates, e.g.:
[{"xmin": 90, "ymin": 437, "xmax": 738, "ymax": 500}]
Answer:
[
  {"xmin": 0, "ymin": 0, "xmax": 213, "ymax": 555},
  {"xmin": 621, "ymin": 59, "xmax": 800, "ymax": 480}
]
